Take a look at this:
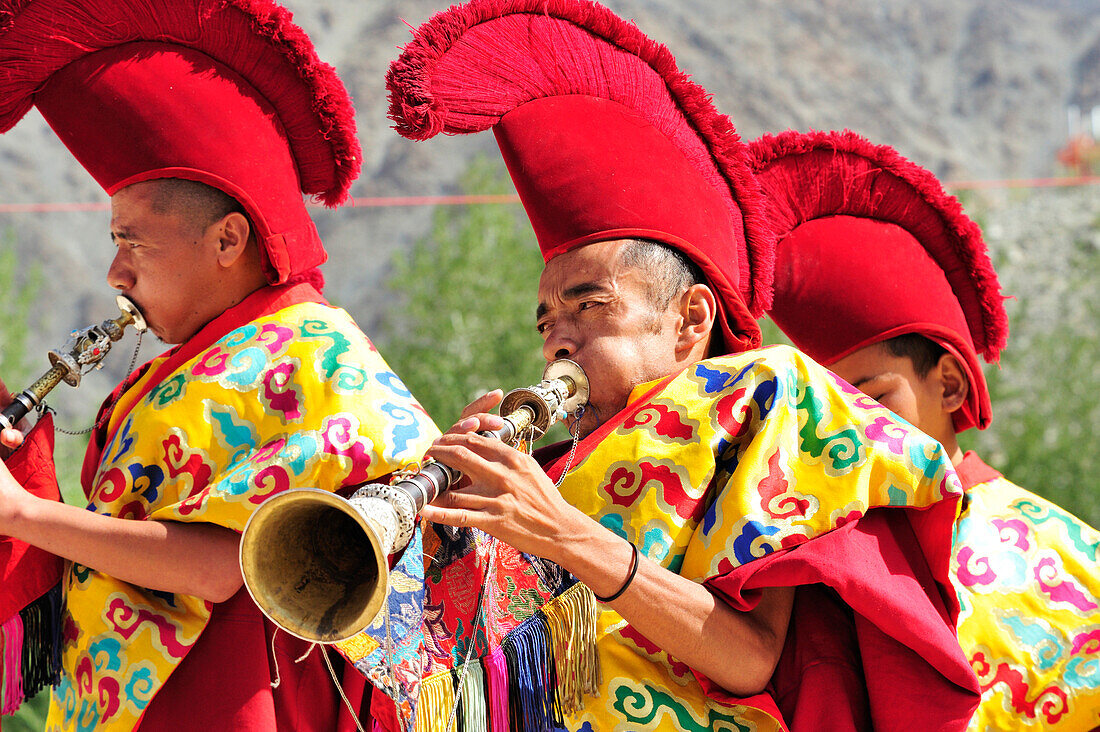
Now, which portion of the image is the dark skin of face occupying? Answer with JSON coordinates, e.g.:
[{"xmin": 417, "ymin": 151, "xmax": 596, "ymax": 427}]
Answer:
[
  {"xmin": 829, "ymin": 342, "xmax": 969, "ymax": 466},
  {"xmin": 535, "ymin": 239, "xmax": 712, "ymax": 436},
  {"xmin": 107, "ymin": 180, "xmax": 265, "ymax": 344}
]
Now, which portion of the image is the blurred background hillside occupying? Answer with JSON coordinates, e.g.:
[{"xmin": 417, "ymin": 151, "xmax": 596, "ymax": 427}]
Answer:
[
  {"xmin": 1, "ymin": 0, "xmax": 1097, "ymax": 524},
  {"xmin": 3, "ymin": 0, "xmax": 1100, "ymax": 727},
  {"xmin": 1, "ymin": 0, "xmax": 1097, "ymax": 512}
]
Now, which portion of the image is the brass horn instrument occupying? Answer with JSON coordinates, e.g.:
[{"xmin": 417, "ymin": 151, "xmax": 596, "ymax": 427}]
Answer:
[
  {"xmin": 239, "ymin": 359, "xmax": 590, "ymax": 643},
  {"xmin": 0, "ymin": 295, "xmax": 147, "ymax": 431}
]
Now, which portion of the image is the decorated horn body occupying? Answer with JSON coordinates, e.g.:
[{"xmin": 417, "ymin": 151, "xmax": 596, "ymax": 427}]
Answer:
[
  {"xmin": 238, "ymin": 359, "xmax": 590, "ymax": 643},
  {"xmin": 0, "ymin": 295, "xmax": 147, "ymax": 431}
]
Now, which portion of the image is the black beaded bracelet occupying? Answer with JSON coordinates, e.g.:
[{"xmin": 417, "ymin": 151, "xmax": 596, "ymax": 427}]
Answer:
[{"xmin": 594, "ymin": 542, "xmax": 639, "ymax": 603}]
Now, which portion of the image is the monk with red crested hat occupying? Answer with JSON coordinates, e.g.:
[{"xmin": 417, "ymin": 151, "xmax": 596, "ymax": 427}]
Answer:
[
  {"xmin": 0, "ymin": 1, "xmax": 439, "ymax": 729},
  {"xmin": 354, "ymin": 1, "xmax": 981, "ymax": 729},
  {"xmin": 755, "ymin": 128, "xmax": 1100, "ymax": 731}
]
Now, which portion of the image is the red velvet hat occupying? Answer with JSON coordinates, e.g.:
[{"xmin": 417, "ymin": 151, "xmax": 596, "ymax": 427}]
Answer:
[
  {"xmin": 0, "ymin": 0, "xmax": 362, "ymax": 287},
  {"xmin": 752, "ymin": 130, "xmax": 1008, "ymax": 431},
  {"xmin": 386, "ymin": 0, "xmax": 773, "ymax": 353}
]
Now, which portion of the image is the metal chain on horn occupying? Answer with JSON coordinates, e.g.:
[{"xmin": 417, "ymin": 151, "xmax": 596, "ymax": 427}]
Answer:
[{"xmin": 53, "ymin": 329, "xmax": 144, "ymax": 436}]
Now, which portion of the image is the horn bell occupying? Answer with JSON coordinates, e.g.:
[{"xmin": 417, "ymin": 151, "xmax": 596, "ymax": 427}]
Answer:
[{"xmin": 239, "ymin": 488, "xmax": 389, "ymax": 643}]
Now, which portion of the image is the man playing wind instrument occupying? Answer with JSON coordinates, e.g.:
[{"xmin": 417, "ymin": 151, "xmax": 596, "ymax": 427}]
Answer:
[
  {"xmin": 0, "ymin": 1, "xmax": 437, "ymax": 729},
  {"xmin": 352, "ymin": 1, "xmax": 983, "ymax": 729}
]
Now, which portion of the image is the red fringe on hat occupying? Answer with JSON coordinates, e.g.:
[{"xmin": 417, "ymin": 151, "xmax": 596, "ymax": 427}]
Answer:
[
  {"xmin": 220, "ymin": 0, "xmax": 360, "ymax": 205},
  {"xmin": 0, "ymin": 0, "xmax": 26, "ymax": 30},
  {"xmin": 751, "ymin": 129, "xmax": 1008, "ymax": 361},
  {"xmin": 386, "ymin": 0, "xmax": 773, "ymax": 315},
  {"xmin": 0, "ymin": 0, "xmax": 360, "ymax": 206}
]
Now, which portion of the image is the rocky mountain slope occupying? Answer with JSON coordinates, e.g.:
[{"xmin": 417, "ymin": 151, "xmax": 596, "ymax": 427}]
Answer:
[{"xmin": 0, "ymin": 0, "xmax": 1098, "ymax": 423}]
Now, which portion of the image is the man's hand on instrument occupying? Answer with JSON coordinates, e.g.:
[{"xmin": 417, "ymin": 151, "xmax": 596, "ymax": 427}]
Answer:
[
  {"xmin": 424, "ymin": 396, "xmax": 795, "ymax": 697},
  {"xmin": 421, "ymin": 393, "xmax": 589, "ymax": 562},
  {"xmin": 422, "ymin": 396, "xmax": 797, "ymax": 697},
  {"xmin": 455, "ymin": 389, "xmax": 504, "ymax": 426},
  {"xmin": 0, "ymin": 376, "xmax": 26, "ymax": 452}
]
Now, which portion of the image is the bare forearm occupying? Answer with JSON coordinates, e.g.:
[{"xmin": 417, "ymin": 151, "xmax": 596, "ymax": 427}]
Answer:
[
  {"xmin": 550, "ymin": 509, "xmax": 792, "ymax": 696},
  {"xmin": 422, "ymin": 424, "xmax": 793, "ymax": 694},
  {"xmin": 7, "ymin": 494, "xmax": 243, "ymax": 602}
]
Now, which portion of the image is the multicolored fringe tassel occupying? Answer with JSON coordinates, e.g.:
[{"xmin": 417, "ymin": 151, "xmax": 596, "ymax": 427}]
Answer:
[
  {"xmin": 414, "ymin": 583, "xmax": 600, "ymax": 731},
  {"xmin": 21, "ymin": 584, "xmax": 63, "ymax": 698},
  {"xmin": 543, "ymin": 583, "xmax": 601, "ymax": 715},
  {"xmin": 415, "ymin": 667, "xmax": 457, "ymax": 732},
  {"xmin": 457, "ymin": 659, "xmax": 486, "ymax": 732},
  {"xmin": 0, "ymin": 584, "xmax": 64, "ymax": 715},
  {"xmin": 503, "ymin": 613, "xmax": 561, "ymax": 730},
  {"xmin": 483, "ymin": 648, "xmax": 509, "ymax": 732},
  {"xmin": 1, "ymin": 613, "xmax": 25, "ymax": 714}
]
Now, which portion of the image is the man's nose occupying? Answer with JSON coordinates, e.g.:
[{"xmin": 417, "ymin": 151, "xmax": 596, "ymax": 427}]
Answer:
[
  {"xmin": 542, "ymin": 328, "xmax": 576, "ymax": 362},
  {"xmin": 106, "ymin": 249, "xmax": 134, "ymax": 291}
]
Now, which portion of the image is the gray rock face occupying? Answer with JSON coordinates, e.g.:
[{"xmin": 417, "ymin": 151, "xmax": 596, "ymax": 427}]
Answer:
[{"xmin": 0, "ymin": 0, "xmax": 1098, "ymax": 426}]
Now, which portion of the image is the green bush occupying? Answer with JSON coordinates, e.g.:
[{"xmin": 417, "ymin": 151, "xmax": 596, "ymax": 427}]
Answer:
[
  {"xmin": 0, "ymin": 232, "xmax": 41, "ymax": 386},
  {"xmin": 376, "ymin": 157, "xmax": 552, "ymax": 431},
  {"xmin": 961, "ymin": 215, "xmax": 1100, "ymax": 527}
]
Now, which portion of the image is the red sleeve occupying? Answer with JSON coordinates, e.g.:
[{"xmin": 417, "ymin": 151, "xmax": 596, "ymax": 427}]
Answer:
[
  {"xmin": 1, "ymin": 413, "xmax": 63, "ymax": 621},
  {"xmin": 703, "ymin": 505, "xmax": 980, "ymax": 732},
  {"xmin": 770, "ymin": 584, "xmax": 871, "ymax": 731}
]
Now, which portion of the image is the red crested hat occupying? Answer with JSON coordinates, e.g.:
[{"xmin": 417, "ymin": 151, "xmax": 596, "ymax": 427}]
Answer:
[
  {"xmin": 751, "ymin": 130, "xmax": 1008, "ymax": 431},
  {"xmin": 386, "ymin": 0, "xmax": 773, "ymax": 353},
  {"xmin": 0, "ymin": 0, "xmax": 362, "ymax": 287}
]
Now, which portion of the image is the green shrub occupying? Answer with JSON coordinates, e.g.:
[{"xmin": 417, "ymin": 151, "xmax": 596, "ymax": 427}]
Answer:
[{"xmin": 376, "ymin": 157, "xmax": 551, "ymax": 431}]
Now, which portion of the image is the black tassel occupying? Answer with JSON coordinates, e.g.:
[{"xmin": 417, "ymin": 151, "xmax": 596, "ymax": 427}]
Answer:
[
  {"xmin": 502, "ymin": 639, "xmax": 524, "ymax": 732},
  {"xmin": 19, "ymin": 583, "xmax": 63, "ymax": 698},
  {"xmin": 449, "ymin": 666, "xmax": 467, "ymax": 731}
]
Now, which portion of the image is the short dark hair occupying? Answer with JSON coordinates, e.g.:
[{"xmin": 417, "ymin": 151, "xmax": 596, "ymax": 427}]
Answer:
[
  {"xmin": 150, "ymin": 178, "xmax": 247, "ymax": 233},
  {"xmin": 882, "ymin": 334, "xmax": 947, "ymax": 377},
  {"xmin": 619, "ymin": 239, "xmax": 703, "ymax": 312}
]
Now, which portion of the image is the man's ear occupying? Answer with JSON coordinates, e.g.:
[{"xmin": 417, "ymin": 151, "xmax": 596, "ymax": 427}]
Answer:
[
  {"xmin": 211, "ymin": 212, "xmax": 252, "ymax": 268},
  {"xmin": 676, "ymin": 283, "xmax": 716, "ymax": 355},
  {"xmin": 935, "ymin": 353, "xmax": 969, "ymax": 414}
]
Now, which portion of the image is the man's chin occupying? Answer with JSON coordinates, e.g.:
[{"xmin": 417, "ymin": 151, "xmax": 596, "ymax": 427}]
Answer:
[
  {"xmin": 146, "ymin": 320, "xmax": 192, "ymax": 345},
  {"xmin": 147, "ymin": 326, "xmax": 177, "ymax": 346},
  {"xmin": 145, "ymin": 325, "xmax": 168, "ymax": 344}
]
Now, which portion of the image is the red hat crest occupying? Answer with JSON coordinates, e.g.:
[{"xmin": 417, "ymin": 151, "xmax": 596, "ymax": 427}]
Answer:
[
  {"xmin": 0, "ymin": 0, "xmax": 362, "ymax": 287},
  {"xmin": 387, "ymin": 0, "xmax": 773, "ymax": 353},
  {"xmin": 751, "ymin": 129, "xmax": 1009, "ymax": 431}
]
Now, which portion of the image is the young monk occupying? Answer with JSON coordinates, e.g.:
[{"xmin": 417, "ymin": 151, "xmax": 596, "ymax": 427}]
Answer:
[
  {"xmin": 755, "ymin": 128, "xmax": 1100, "ymax": 731},
  {"xmin": 0, "ymin": 1, "xmax": 438, "ymax": 728}
]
